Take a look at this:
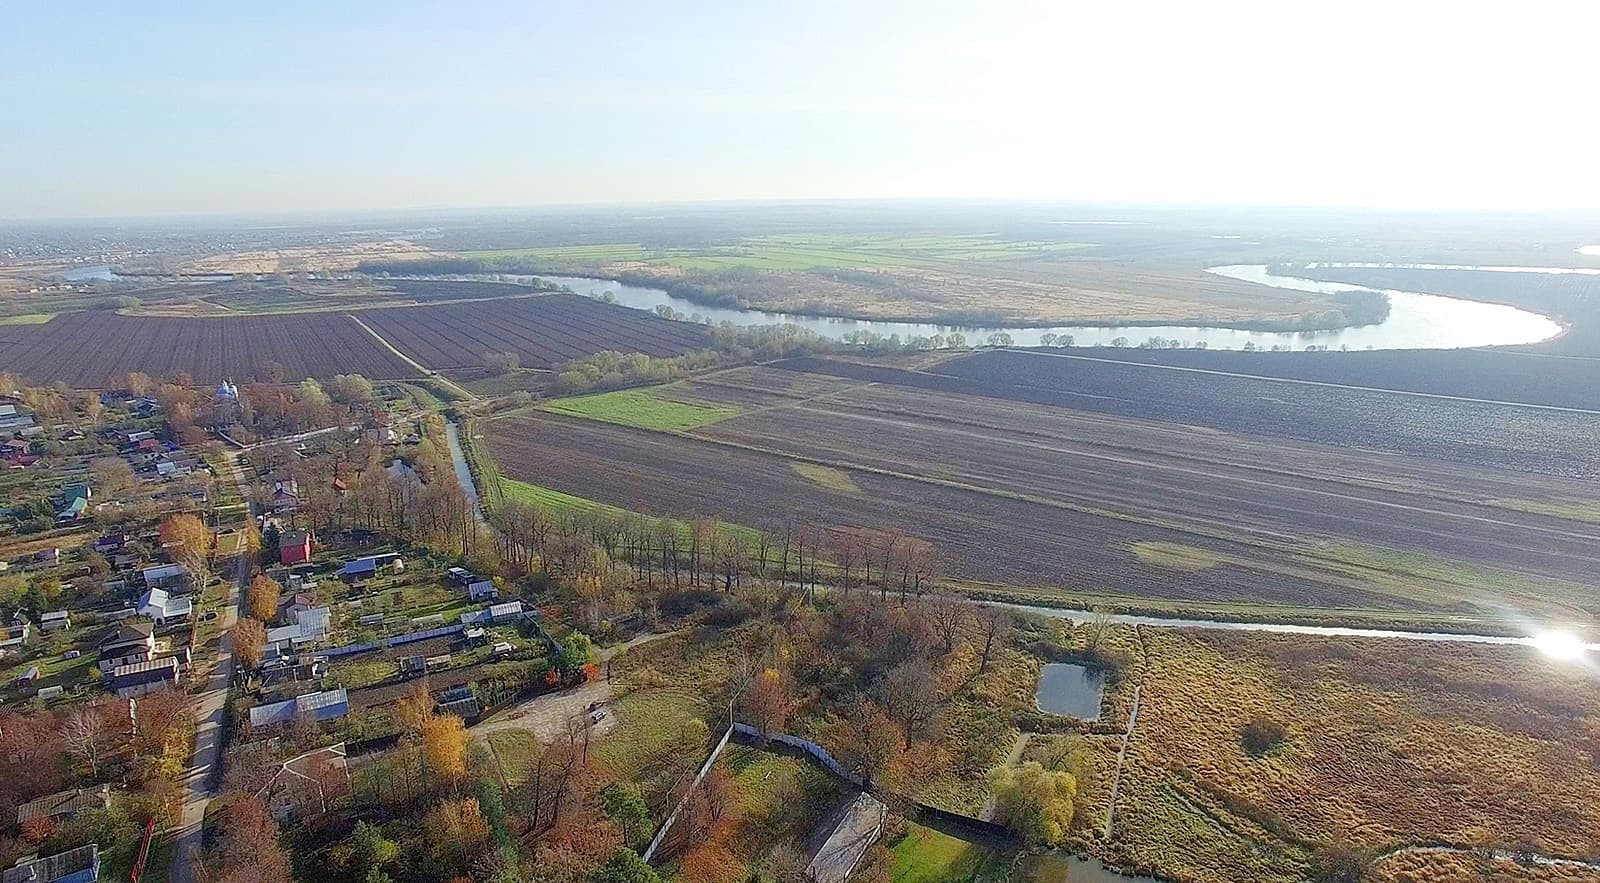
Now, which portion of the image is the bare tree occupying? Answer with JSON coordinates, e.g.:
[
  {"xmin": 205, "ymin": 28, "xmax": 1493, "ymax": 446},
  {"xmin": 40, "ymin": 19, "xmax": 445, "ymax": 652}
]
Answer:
[
  {"xmin": 975, "ymin": 605, "xmax": 1011, "ymax": 673},
  {"xmin": 1086, "ymin": 606, "xmax": 1113, "ymax": 653},
  {"xmin": 879, "ymin": 662, "xmax": 942, "ymax": 749},
  {"xmin": 929, "ymin": 598, "xmax": 968, "ymax": 655},
  {"xmin": 63, "ymin": 704, "xmax": 111, "ymax": 779}
]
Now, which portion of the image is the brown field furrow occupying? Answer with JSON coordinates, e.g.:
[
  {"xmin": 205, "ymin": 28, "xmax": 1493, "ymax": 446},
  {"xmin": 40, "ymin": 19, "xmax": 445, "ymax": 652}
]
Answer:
[
  {"xmin": 360, "ymin": 293, "xmax": 708, "ymax": 371},
  {"xmin": 486, "ymin": 412, "xmax": 1433, "ymax": 611},
  {"xmin": 686, "ymin": 395, "xmax": 1600, "ymax": 596},
  {"xmin": 0, "ymin": 293, "xmax": 708, "ymax": 386}
]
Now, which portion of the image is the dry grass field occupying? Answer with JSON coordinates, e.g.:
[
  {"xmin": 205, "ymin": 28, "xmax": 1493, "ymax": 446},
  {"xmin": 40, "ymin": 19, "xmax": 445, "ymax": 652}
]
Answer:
[
  {"xmin": 494, "ymin": 237, "xmax": 1342, "ymax": 326},
  {"xmin": 1101, "ymin": 628, "xmax": 1600, "ymax": 882},
  {"xmin": 167, "ymin": 240, "xmax": 443, "ymax": 274}
]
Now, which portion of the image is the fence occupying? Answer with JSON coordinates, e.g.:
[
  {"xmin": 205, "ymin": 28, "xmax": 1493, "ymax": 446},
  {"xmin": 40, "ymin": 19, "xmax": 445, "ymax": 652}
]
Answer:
[
  {"xmin": 320, "ymin": 623, "xmax": 464, "ymax": 658},
  {"xmin": 642, "ymin": 721, "xmax": 1016, "ymax": 867},
  {"xmin": 640, "ymin": 723, "xmax": 736, "ymax": 864},
  {"xmin": 732, "ymin": 723, "xmax": 866, "ymax": 787}
]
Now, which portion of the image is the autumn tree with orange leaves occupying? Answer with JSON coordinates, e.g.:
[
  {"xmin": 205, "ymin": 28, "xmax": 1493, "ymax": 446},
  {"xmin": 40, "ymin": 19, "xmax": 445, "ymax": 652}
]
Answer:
[
  {"xmin": 744, "ymin": 668, "xmax": 791, "ymax": 737},
  {"xmin": 247, "ymin": 573, "xmax": 282, "ymax": 623}
]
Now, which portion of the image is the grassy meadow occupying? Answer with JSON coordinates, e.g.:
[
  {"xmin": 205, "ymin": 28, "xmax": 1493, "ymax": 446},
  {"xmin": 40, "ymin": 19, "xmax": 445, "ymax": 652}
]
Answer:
[{"xmin": 539, "ymin": 386, "xmax": 740, "ymax": 431}]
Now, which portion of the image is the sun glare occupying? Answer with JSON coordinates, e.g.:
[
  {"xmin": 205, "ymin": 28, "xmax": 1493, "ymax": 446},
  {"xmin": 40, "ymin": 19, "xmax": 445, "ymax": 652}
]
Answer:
[{"xmin": 1531, "ymin": 630, "xmax": 1589, "ymax": 661}]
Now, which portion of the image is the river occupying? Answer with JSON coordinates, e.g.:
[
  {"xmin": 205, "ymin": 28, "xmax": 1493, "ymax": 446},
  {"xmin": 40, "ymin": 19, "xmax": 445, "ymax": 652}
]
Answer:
[
  {"xmin": 539, "ymin": 266, "xmax": 1563, "ymax": 351},
  {"xmin": 997, "ymin": 603, "xmax": 1598, "ymax": 656},
  {"xmin": 443, "ymin": 420, "xmax": 485, "ymax": 525},
  {"xmin": 59, "ymin": 262, "xmax": 1565, "ymax": 351}
]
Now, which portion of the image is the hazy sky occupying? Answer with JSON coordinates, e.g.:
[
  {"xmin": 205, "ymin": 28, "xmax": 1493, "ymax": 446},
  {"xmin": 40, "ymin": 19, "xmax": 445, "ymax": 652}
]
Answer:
[{"xmin": 5, "ymin": 1, "xmax": 1598, "ymax": 218}]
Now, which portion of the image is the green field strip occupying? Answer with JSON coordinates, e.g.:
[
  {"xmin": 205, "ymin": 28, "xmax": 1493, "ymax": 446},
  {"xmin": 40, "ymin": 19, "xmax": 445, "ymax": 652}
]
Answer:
[
  {"xmin": 539, "ymin": 386, "xmax": 740, "ymax": 431},
  {"xmin": 0, "ymin": 312, "xmax": 56, "ymax": 324},
  {"xmin": 497, "ymin": 477, "xmax": 762, "ymax": 548}
]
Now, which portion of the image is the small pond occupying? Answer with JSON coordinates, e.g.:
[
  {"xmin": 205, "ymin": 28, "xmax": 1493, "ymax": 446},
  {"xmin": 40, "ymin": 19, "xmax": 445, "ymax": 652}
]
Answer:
[
  {"xmin": 1035, "ymin": 663, "xmax": 1106, "ymax": 720},
  {"xmin": 1019, "ymin": 854, "xmax": 1166, "ymax": 882}
]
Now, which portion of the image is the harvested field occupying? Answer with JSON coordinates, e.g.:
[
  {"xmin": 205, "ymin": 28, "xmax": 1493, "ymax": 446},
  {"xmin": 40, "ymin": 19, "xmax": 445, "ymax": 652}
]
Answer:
[
  {"xmin": 360, "ymin": 293, "xmax": 709, "ymax": 370},
  {"xmin": 199, "ymin": 278, "xmax": 550, "ymax": 313},
  {"xmin": 1028, "ymin": 346, "xmax": 1600, "ymax": 411},
  {"xmin": 780, "ymin": 352, "xmax": 1600, "ymax": 478},
  {"xmin": 0, "ymin": 309, "xmax": 417, "ymax": 386},
  {"xmin": 0, "ymin": 292, "xmax": 708, "ymax": 387},
  {"xmin": 486, "ymin": 365, "xmax": 1600, "ymax": 620},
  {"xmin": 485, "ymin": 403, "xmax": 1600, "ymax": 619}
]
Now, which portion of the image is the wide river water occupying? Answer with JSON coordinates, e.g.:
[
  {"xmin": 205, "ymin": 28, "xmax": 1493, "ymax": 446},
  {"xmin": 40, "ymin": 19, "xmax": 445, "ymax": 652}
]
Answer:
[
  {"xmin": 539, "ymin": 266, "xmax": 1563, "ymax": 351},
  {"xmin": 59, "ymin": 261, "xmax": 1567, "ymax": 350}
]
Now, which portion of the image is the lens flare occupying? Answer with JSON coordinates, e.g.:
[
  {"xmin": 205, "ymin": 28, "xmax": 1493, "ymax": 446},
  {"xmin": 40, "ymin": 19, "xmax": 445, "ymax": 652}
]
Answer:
[{"xmin": 1531, "ymin": 630, "xmax": 1587, "ymax": 661}]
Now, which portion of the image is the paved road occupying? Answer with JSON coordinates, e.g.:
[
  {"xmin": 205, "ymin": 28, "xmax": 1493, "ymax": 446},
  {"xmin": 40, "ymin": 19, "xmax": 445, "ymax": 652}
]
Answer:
[
  {"xmin": 806, "ymin": 792, "xmax": 887, "ymax": 883},
  {"xmin": 171, "ymin": 455, "xmax": 250, "ymax": 883}
]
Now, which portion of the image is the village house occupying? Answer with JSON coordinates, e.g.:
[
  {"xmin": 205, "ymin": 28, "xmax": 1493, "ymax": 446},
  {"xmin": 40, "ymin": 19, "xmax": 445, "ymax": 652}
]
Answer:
[
  {"xmin": 336, "ymin": 553, "xmax": 402, "ymax": 583},
  {"xmin": 270, "ymin": 478, "xmax": 300, "ymax": 513},
  {"xmin": 1, "ymin": 844, "xmax": 101, "ymax": 883},
  {"xmin": 15, "ymin": 786, "xmax": 111, "ymax": 829},
  {"xmin": 108, "ymin": 656, "xmax": 180, "ymax": 697},
  {"xmin": 1, "ymin": 617, "xmax": 29, "ymax": 650},
  {"xmin": 55, "ymin": 486, "xmax": 90, "ymax": 523},
  {"xmin": 138, "ymin": 587, "xmax": 192, "ymax": 626},
  {"xmin": 140, "ymin": 563, "xmax": 189, "ymax": 591},
  {"xmin": 279, "ymin": 592, "xmax": 318, "ymax": 623},
  {"xmin": 0, "ymin": 404, "xmax": 42, "ymax": 439},
  {"xmin": 278, "ymin": 530, "xmax": 313, "ymax": 566},
  {"xmin": 96, "ymin": 622, "xmax": 155, "ymax": 674},
  {"xmin": 253, "ymin": 743, "xmax": 351, "ymax": 823},
  {"xmin": 265, "ymin": 606, "xmax": 329, "ymax": 648}
]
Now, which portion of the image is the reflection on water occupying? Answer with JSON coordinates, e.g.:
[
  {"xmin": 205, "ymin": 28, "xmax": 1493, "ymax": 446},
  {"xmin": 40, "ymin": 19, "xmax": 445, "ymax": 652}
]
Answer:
[
  {"xmin": 1018, "ymin": 854, "xmax": 1166, "ymax": 882},
  {"xmin": 1307, "ymin": 260, "xmax": 1600, "ymax": 276},
  {"xmin": 1035, "ymin": 663, "xmax": 1106, "ymax": 719},
  {"xmin": 52, "ymin": 264, "xmax": 120, "ymax": 281},
  {"xmin": 541, "ymin": 267, "xmax": 1562, "ymax": 352},
  {"xmin": 1004, "ymin": 603, "xmax": 1600, "ymax": 654}
]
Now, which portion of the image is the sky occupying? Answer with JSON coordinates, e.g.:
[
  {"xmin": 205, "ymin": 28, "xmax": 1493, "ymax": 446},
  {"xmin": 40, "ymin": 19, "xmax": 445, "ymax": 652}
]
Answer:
[{"xmin": 4, "ymin": 0, "xmax": 1599, "ymax": 219}]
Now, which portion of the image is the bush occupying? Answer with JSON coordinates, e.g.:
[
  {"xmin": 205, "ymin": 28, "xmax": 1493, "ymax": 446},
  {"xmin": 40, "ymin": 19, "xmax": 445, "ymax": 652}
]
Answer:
[
  {"xmin": 483, "ymin": 352, "xmax": 520, "ymax": 376},
  {"xmin": 1309, "ymin": 844, "xmax": 1369, "ymax": 883},
  {"xmin": 1240, "ymin": 715, "xmax": 1287, "ymax": 756}
]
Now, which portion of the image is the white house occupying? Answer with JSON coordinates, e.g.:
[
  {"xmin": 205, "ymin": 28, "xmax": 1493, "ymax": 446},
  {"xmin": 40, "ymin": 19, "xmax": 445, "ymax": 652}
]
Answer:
[
  {"xmin": 138, "ymin": 588, "xmax": 193, "ymax": 625},
  {"xmin": 141, "ymin": 563, "xmax": 189, "ymax": 591}
]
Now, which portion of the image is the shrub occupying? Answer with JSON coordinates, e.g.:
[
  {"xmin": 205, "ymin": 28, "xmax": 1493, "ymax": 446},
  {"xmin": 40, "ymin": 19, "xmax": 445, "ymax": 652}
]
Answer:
[{"xmin": 1240, "ymin": 715, "xmax": 1287, "ymax": 756}]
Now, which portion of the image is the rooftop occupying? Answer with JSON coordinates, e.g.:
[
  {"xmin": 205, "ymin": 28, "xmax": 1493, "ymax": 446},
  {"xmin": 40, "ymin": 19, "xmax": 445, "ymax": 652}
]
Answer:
[{"xmin": 2, "ymin": 844, "xmax": 99, "ymax": 883}]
